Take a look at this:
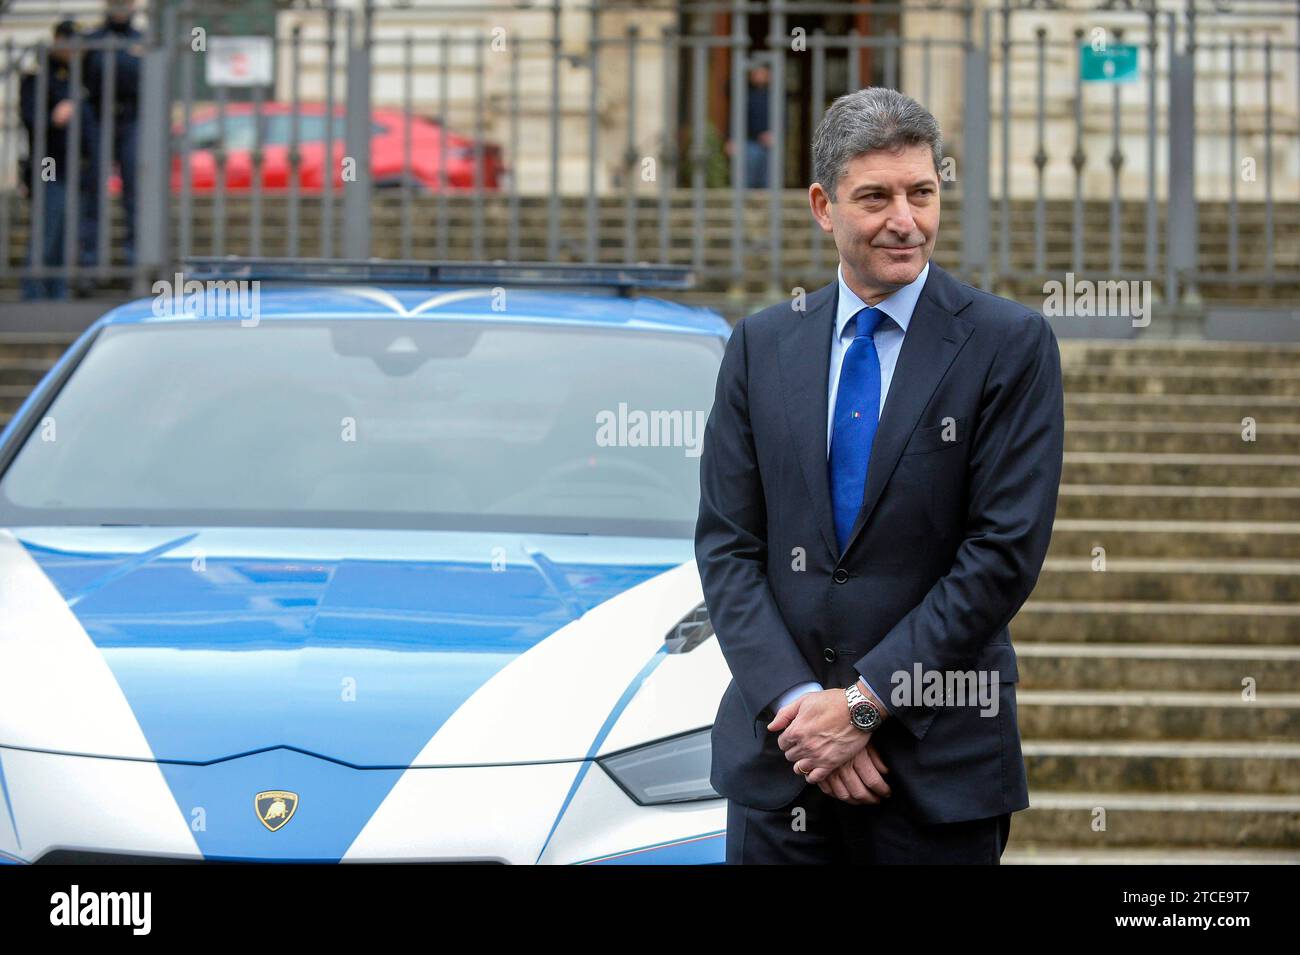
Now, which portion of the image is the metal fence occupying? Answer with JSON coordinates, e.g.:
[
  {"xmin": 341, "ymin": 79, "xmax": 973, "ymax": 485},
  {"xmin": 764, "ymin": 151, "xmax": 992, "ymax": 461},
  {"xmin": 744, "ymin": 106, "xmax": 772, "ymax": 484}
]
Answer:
[{"xmin": 1, "ymin": 0, "xmax": 1297, "ymax": 307}]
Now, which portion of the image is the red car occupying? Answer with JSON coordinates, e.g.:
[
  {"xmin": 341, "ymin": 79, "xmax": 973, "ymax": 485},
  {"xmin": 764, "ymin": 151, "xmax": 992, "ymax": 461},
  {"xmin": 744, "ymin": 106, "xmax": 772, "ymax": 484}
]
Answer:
[{"xmin": 116, "ymin": 103, "xmax": 504, "ymax": 194}]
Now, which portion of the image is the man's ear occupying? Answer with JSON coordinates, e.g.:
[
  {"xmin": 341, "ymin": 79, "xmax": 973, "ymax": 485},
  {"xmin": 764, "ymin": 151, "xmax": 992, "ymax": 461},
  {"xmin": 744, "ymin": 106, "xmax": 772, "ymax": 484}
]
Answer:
[{"xmin": 808, "ymin": 183, "xmax": 835, "ymax": 234}]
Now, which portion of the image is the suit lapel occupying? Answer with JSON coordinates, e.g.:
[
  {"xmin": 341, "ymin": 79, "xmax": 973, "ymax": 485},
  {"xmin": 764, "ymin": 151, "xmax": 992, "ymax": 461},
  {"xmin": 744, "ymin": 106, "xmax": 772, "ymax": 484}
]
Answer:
[
  {"xmin": 776, "ymin": 262, "xmax": 975, "ymax": 563},
  {"xmin": 776, "ymin": 280, "xmax": 839, "ymax": 560}
]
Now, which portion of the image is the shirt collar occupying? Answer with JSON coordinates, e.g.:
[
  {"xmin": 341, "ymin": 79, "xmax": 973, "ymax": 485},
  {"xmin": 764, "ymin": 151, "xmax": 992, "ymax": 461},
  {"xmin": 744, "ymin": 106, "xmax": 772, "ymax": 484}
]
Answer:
[{"xmin": 835, "ymin": 258, "xmax": 930, "ymax": 340}]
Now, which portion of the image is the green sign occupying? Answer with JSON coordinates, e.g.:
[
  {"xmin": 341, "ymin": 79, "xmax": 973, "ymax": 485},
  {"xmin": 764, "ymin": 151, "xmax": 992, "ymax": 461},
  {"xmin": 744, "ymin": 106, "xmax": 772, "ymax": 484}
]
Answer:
[{"xmin": 1080, "ymin": 44, "xmax": 1139, "ymax": 84}]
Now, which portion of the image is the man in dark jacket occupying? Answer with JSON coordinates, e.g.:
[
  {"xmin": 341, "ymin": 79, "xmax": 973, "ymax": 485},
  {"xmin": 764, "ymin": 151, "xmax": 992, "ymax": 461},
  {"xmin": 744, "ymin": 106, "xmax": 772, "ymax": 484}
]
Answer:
[
  {"xmin": 744, "ymin": 64, "xmax": 773, "ymax": 188},
  {"xmin": 696, "ymin": 87, "xmax": 1064, "ymax": 863},
  {"xmin": 79, "ymin": 0, "xmax": 144, "ymax": 269},
  {"xmin": 18, "ymin": 20, "xmax": 88, "ymax": 299}
]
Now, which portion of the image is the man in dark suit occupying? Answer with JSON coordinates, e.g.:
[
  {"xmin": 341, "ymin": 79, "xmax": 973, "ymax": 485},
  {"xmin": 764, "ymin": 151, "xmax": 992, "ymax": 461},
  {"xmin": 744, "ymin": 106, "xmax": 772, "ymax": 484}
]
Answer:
[
  {"xmin": 18, "ymin": 19, "xmax": 100, "ymax": 300},
  {"xmin": 694, "ymin": 87, "xmax": 1064, "ymax": 864},
  {"xmin": 79, "ymin": 0, "xmax": 144, "ymax": 270}
]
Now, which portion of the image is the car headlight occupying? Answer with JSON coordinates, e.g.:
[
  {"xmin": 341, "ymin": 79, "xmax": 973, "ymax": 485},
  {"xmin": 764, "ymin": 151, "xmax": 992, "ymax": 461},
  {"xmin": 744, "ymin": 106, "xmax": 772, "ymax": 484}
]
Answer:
[{"xmin": 598, "ymin": 728, "xmax": 718, "ymax": 805}]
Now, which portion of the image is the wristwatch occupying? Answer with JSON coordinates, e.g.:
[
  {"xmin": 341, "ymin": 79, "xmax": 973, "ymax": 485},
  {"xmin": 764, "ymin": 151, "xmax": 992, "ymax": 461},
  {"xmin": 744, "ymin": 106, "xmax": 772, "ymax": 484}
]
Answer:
[{"xmin": 845, "ymin": 681, "xmax": 883, "ymax": 732}]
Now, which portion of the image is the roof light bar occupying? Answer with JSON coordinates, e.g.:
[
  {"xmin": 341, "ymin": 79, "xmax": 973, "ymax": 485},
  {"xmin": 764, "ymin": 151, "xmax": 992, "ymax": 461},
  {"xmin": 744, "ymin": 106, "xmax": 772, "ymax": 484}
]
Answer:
[{"xmin": 180, "ymin": 257, "xmax": 696, "ymax": 291}]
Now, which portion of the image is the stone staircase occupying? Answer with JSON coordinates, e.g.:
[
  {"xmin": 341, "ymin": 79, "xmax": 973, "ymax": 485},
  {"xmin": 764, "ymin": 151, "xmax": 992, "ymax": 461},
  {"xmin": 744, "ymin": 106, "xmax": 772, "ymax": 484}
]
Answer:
[
  {"xmin": 1004, "ymin": 340, "xmax": 1300, "ymax": 863},
  {"xmin": 0, "ymin": 333, "xmax": 67, "ymax": 428},
  {"xmin": 0, "ymin": 331, "xmax": 1297, "ymax": 862}
]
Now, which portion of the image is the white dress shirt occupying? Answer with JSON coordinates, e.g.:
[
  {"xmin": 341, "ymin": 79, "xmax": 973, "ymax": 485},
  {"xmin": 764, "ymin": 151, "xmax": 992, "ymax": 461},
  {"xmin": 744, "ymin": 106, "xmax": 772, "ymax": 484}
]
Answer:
[{"xmin": 768, "ymin": 258, "xmax": 931, "ymax": 719}]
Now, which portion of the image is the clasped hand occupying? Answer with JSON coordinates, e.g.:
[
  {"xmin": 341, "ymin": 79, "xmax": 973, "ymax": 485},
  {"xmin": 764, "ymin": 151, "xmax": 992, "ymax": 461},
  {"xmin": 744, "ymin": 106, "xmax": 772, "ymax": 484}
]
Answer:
[{"xmin": 766, "ymin": 688, "xmax": 891, "ymax": 805}]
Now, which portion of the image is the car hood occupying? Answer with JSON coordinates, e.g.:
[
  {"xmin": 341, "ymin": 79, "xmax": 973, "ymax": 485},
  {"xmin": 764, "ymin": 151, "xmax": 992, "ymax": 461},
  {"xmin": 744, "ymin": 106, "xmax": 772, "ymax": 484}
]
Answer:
[{"xmin": 0, "ymin": 526, "xmax": 702, "ymax": 767}]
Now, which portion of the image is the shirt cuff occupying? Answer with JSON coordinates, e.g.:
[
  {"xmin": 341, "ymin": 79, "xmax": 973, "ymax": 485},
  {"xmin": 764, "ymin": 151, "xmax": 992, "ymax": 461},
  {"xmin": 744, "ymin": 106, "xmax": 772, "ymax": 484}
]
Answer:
[{"xmin": 771, "ymin": 680, "xmax": 824, "ymax": 715}]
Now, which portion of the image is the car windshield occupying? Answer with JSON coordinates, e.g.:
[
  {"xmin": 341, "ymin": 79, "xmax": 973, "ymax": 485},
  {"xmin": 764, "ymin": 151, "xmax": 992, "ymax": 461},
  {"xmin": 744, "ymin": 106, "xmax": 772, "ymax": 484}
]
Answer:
[{"xmin": 0, "ymin": 318, "xmax": 723, "ymax": 537}]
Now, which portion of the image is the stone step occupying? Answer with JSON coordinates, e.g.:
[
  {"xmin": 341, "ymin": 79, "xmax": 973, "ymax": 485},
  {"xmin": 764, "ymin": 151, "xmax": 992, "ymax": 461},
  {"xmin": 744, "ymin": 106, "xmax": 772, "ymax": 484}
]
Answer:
[
  {"xmin": 1059, "ymin": 342, "xmax": 1300, "ymax": 369},
  {"xmin": 1055, "ymin": 485, "xmax": 1300, "ymax": 521},
  {"xmin": 1064, "ymin": 421, "xmax": 1299, "ymax": 454},
  {"xmin": 0, "ymin": 333, "xmax": 78, "ymax": 360},
  {"xmin": 1064, "ymin": 393, "xmax": 1300, "ymax": 425},
  {"xmin": 1063, "ymin": 367, "xmax": 1300, "ymax": 397},
  {"xmin": 1061, "ymin": 452, "xmax": 1300, "ymax": 487},
  {"xmin": 1013, "ymin": 600, "xmax": 1300, "ymax": 644},
  {"xmin": 1006, "ymin": 791, "xmax": 1300, "ymax": 849},
  {"xmin": 1016, "ymin": 690, "xmax": 1300, "ymax": 741},
  {"xmin": 1003, "ymin": 846, "xmax": 1300, "ymax": 863},
  {"xmin": 0, "ymin": 386, "xmax": 39, "ymax": 414},
  {"xmin": 1023, "ymin": 740, "xmax": 1300, "ymax": 794},
  {"xmin": 0, "ymin": 359, "xmax": 57, "ymax": 389},
  {"xmin": 1063, "ymin": 360, "xmax": 1300, "ymax": 380},
  {"xmin": 1016, "ymin": 642, "xmax": 1300, "ymax": 692},
  {"xmin": 1033, "ymin": 557, "xmax": 1300, "ymax": 602},
  {"xmin": 1048, "ymin": 519, "xmax": 1300, "ymax": 559}
]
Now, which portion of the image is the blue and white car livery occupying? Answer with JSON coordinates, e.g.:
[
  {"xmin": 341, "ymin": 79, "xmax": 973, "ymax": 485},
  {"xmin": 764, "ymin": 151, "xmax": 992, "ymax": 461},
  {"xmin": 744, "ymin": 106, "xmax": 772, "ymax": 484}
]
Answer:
[{"xmin": 0, "ymin": 265, "xmax": 733, "ymax": 864}]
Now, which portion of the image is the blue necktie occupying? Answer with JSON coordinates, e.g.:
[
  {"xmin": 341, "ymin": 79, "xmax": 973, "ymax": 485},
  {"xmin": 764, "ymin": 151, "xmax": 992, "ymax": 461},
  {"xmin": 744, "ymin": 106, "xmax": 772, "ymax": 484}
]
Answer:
[{"xmin": 829, "ymin": 306, "xmax": 886, "ymax": 553}]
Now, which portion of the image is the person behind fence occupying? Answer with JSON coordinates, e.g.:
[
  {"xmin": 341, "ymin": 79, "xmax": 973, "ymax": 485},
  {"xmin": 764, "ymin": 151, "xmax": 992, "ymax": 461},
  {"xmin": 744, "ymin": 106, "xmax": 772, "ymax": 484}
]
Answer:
[
  {"xmin": 744, "ymin": 64, "xmax": 774, "ymax": 188},
  {"xmin": 725, "ymin": 63, "xmax": 774, "ymax": 189},
  {"xmin": 18, "ymin": 19, "xmax": 92, "ymax": 300},
  {"xmin": 79, "ymin": 0, "xmax": 144, "ymax": 271}
]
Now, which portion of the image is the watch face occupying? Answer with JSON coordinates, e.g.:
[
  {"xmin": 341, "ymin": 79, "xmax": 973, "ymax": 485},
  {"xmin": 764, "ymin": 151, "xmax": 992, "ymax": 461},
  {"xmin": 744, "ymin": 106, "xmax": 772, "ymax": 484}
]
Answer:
[{"xmin": 850, "ymin": 701, "xmax": 878, "ymax": 730}]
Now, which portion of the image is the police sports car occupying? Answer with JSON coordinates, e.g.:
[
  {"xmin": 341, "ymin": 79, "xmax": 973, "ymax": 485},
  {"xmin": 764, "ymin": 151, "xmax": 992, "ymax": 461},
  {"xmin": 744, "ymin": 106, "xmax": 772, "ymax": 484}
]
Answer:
[{"xmin": 0, "ymin": 260, "xmax": 732, "ymax": 864}]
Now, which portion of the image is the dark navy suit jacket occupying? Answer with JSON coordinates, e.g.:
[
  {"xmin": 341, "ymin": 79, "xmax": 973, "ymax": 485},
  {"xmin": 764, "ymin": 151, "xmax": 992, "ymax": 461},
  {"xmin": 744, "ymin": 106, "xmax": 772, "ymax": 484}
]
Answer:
[{"xmin": 694, "ymin": 261, "xmax": 1064, "ymax": 825}]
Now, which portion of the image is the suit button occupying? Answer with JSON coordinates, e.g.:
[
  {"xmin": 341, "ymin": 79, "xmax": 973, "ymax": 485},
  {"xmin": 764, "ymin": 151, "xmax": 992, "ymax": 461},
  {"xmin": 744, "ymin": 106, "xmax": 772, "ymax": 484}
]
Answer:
[
  {"xmin": 832, "ymin": 568, "xmax": 849, "ymax": 584},
  {"xmin": 823, "ymin": 647, "xmax": 837, "ymax": 662}
]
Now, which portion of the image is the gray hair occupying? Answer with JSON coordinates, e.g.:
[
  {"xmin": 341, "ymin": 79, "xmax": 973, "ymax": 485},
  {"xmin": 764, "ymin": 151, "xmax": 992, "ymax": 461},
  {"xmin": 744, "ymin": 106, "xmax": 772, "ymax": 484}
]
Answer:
[{"xmin": 811, "ymin": 87, "xmax": 943, "ymax": 201}]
